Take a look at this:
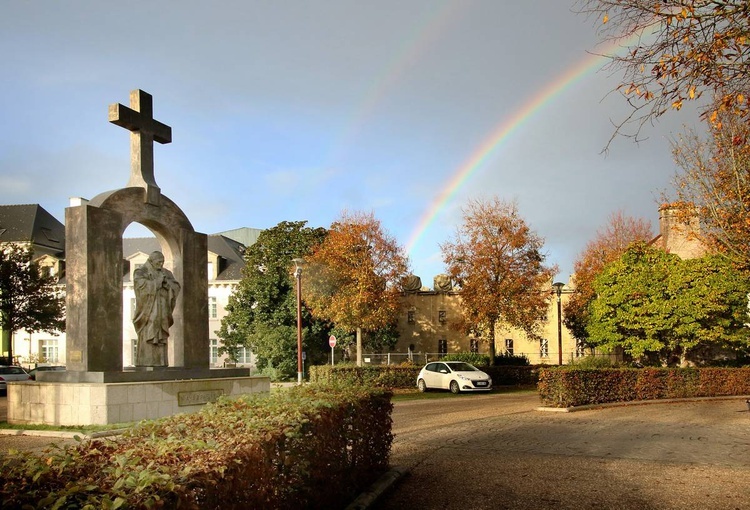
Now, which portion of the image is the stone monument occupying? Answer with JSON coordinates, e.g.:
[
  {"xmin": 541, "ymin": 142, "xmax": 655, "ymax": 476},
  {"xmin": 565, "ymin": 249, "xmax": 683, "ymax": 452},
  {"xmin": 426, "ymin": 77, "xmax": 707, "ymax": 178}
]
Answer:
[{"xmin": 7, "ymin": 89, "xmax": 269, "ymax": 426}]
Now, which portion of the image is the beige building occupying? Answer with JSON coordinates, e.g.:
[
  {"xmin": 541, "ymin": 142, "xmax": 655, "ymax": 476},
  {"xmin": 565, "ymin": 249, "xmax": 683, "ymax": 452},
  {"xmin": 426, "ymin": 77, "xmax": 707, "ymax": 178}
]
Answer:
[
  {"xmin": 388, "ymin": 275, "xmax": 578, "ymax": 366},
  {"xmin": 384, "ymin": 204, "xmax": 707, "ymax": 366}
]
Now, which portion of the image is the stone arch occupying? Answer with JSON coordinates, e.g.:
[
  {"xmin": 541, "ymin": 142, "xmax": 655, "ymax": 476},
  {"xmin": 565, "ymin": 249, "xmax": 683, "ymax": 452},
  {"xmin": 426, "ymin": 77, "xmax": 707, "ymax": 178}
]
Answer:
[{"xmin": 65, "ymin": 188, "xmax": 208, "ymax": 373}]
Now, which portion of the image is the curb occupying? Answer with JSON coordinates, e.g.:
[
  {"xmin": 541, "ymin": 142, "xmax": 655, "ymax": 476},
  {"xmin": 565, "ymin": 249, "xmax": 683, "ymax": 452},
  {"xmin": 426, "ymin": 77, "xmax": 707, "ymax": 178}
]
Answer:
[{"xmin": 344, "ymin": 466, "xmax": 408, "ymax": 510}]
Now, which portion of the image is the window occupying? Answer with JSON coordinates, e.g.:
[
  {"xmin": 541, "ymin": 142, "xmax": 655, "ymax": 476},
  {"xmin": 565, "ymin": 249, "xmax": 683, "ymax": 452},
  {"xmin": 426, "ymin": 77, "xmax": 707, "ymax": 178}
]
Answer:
[
  {"xmin": 39, "ymin": 339, "xmax": 59, "ymax": 363},
  {"xmin": 210, "ymin": 339, "xmax": 219, "ymax": 365},
  {"xmin": 237, "ymin": 346, "xmax": 252, "ymax": 364},
  {"xmin": 209, "ymin": 297, "xmax": 218, "ymax": 319},
  {"xmin": 470, "ymin": 338, "xmax": 479, "ymax": 353},
  {"xmin": 407, "ymin": 310, "xmax": 415, "ymax": 324},
  {"xmin": 505, "ymin": 338, "xmax": 514, "ymax": 355},
  {"xmin": 438, "ymin": 310, "xmax": 446, "ymax": 324},
  {"xmin": 540, "ymin": 339, "xmax": 549, "ymax": 358},
  {"xmin": 438, "ymin": 339, "xmax": 447, "ymax": 357}
]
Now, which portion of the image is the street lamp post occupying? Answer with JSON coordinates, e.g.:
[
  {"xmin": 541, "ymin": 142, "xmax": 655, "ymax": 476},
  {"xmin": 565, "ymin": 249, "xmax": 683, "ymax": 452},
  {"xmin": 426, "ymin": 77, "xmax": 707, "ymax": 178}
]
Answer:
[
  {"xmin": 293, "ymin": 258, "xmax": 304, "ymax": 385},
  {"xmin": 552, "ymin": 282, "xmax": 565, "ymax": 365}
]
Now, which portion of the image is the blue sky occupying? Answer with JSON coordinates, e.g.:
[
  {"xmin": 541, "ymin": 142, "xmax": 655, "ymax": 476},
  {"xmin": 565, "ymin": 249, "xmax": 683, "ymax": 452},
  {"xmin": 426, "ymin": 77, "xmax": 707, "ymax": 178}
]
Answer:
[{"xmin": 0, "ymin": 1, "xmax": 702, "ymax": 285}]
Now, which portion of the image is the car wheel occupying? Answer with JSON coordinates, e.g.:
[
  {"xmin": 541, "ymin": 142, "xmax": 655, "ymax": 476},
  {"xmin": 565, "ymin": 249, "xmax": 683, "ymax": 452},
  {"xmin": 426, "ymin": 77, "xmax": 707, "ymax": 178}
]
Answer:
[
  {"xmin": 450, "ymin": 380, "xmax": 460, "ymax": 394},
  {"xmin": 417, "ymin": 379, "xmax": 427, "ymax": 392}
]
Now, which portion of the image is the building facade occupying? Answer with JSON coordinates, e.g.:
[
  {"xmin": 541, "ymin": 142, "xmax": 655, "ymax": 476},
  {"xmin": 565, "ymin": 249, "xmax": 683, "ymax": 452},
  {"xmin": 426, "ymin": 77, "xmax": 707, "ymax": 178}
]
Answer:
[{"xmin": 389, "ymin": 275, "xmax": 579, "ymax": 366}]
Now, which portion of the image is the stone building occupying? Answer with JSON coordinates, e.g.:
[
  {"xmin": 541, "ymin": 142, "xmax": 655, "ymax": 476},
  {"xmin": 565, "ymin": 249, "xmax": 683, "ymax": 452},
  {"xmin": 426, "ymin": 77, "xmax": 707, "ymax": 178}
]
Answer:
[
  {"xmin": 389, "ymin": 274, "xmax": 577, "ymax": 366},
  {"xmin": 383, "ymin": 204, "xmax": 707, "ymax": 366}
]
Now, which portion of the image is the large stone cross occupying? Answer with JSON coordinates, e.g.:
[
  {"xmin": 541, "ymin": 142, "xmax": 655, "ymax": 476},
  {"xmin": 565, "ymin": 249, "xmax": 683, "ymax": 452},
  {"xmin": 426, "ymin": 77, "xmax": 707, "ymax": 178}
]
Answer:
[{"xmin": 109, "ymin": 89, "xmax": 172, "ymax": 205}]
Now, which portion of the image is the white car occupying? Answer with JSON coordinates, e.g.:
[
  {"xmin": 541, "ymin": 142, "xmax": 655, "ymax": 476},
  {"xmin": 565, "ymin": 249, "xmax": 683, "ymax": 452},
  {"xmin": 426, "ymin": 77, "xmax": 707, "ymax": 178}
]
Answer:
[
  {"xmin": 417, "ymin": 361, "xmax": 492, "ymax": 394},
  {"xmin": 0, "ymin": 365, "xmax": 32, "ymax": 394}
]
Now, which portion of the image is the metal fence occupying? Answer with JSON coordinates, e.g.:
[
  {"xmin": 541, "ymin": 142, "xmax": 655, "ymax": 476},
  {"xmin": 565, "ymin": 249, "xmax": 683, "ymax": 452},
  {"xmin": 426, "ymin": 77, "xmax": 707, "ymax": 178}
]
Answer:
[{"xmin": 359, "ymin": 351, "xmax": 622, "ymax": 366}]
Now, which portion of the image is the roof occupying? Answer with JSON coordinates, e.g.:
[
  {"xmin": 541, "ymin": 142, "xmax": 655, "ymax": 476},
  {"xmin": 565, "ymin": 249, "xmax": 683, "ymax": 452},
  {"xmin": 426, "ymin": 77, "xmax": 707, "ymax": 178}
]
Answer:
[
  {"xmin": 207, "ymin": 235, "xmax": 246, "ymax": 281},
  {"xmin": 122, "ymin": 234, "xmax": 247, "ymax": 281},
  {"xmin": 215, "ymin": 227, "xmax": 262, "ymax": 248},
  {"xmin": 0, "ymin": 204, "xmax": 65, "ymax": 256}
]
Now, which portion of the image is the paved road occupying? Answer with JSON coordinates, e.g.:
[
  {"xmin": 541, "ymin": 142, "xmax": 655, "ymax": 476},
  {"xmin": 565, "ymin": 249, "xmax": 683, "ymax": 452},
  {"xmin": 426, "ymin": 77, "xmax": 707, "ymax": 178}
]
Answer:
[
  {"xmin": 376, "ymin": 391, "xmax": 750, "ymax": 510},
  {"xmin": 3, "ymin": 392, "xmax": 750, "ymax": 509}
]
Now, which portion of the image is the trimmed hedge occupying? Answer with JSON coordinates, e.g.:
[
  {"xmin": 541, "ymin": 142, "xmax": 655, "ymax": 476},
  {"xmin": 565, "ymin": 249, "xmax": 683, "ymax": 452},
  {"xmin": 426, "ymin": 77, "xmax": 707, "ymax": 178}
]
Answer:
[
  {"xmin": 309, "ymin": 364, "xmax": 539, "ymax": 388},
  {"xmin": 0, "ymin": 383, "xmax": 393, "ymax": 510},
  {"xmin": 538, "ymin": 367, "xmax": 750, "ymax": 408}
]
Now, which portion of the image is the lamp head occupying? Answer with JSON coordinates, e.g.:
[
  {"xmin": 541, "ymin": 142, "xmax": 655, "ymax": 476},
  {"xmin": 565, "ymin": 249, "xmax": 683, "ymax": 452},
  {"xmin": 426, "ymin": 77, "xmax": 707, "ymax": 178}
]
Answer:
[{"xmin": 552, "ymin": 282, "xmax": 565, "ymax": 297}]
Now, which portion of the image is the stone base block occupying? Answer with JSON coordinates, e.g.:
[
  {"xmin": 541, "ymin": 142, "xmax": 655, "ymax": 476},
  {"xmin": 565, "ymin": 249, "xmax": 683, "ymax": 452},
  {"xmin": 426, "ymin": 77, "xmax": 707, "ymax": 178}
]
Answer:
[{"xmin": 6, "ymin": 376, "xmax": 270, "ymax": 427}]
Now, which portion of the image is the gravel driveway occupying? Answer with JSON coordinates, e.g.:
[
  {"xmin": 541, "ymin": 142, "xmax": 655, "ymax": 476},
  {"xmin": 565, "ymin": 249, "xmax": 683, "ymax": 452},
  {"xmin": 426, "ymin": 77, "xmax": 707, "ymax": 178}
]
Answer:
[{"xmin": 376, "ymin": 391, "xmax": 750, "ymax": 510}]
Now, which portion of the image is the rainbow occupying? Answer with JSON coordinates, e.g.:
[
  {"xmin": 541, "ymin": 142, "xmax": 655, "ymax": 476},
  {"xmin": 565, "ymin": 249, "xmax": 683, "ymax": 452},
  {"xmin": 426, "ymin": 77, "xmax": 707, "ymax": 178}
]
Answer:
[
  {"xmin": 405, "ymin": 40, "xmax": 634, "ymax": 256},
  {"xmin": 327, "ymin": 1, "xmax": 468, "ymax": 164}
]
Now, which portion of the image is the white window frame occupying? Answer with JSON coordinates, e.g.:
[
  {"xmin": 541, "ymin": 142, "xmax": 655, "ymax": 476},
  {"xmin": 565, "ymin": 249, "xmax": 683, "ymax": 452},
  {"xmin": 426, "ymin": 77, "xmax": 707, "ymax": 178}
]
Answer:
[
  {"xmin": 209, "ymin": 296, "xmax": 218, "ymax": 319},
  {"xmin": 210, "ymin": 338, "xmax": 219, "ymax": 365},
  {"xmin": 540, "ymin": 339, "xmax": 549, "ymax": 358},
  {"xmin": 39, "ymin": 339, "xmax": 59, "ymax": 363}
]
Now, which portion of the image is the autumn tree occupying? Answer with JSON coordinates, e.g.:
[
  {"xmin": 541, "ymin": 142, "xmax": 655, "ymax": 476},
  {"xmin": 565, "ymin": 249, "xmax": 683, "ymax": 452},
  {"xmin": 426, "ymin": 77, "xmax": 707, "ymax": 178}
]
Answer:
[
  {"xmin": 441, "ymin": 198, "xmax": 557, "ymax": 365},
  {"xmin": 303, "ymin": 211, "xmax": 410, "ymax": 366},
  {"xmin": 587, "ymin": 242, "xmax": 750, "ymax": 365},
  {"xmin": 217, "ymin": 221, "xmax": 330, "ymax": 380},
  {"xmin": 0, "ymin": 244, "xmax": 65, "ymax": 363},
  {"xmin": 670, "ymin": 111, "xmax": 750, "ymax": 268},
  {"xmin": 564, "ymin": 210, "xmax": 653, "ymax": 341},
  {"xmin": 577, "ymin": 0, "xmax": 750, "ymax": 144}
]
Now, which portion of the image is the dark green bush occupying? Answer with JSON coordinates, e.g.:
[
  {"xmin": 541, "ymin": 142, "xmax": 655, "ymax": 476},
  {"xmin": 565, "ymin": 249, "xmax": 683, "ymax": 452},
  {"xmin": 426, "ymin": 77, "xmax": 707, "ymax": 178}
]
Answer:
[
  {"xmin": 442, "ymin": 352, "xmax": 491, "ymax": 365},
  {"xmin": 494, "ymin": 352, "xmax": 530, "ymax": 366},
  {"xmin": 538, "ymin": 367, "xmax": 750, "ymax": 407},
  {"xmin": 0, "ymin": 383, "xmax": 393, "ymax": 510}
]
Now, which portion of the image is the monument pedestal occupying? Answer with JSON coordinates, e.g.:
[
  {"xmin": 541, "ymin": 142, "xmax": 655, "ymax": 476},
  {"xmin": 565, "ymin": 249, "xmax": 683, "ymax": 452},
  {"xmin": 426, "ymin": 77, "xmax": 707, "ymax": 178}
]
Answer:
[{"xmin": 7, "ymin": 371, "xmax": 270, "ymax": 426}]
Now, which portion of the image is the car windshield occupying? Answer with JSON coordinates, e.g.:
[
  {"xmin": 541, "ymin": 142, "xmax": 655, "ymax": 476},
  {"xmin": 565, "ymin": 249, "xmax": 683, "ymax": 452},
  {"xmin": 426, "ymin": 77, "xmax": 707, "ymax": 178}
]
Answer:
[
  {"xmin": 447, "ymin": 363, "xmax": 477, "ymax": 372},
  {"xmin": 0, "ymin": 367, "xmax": 27, "ymax": 374}
]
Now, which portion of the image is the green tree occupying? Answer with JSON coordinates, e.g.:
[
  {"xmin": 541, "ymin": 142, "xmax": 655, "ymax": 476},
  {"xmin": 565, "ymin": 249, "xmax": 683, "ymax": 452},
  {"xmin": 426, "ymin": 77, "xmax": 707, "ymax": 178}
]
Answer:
[
  {"xmin": 441, "ymin": 198, "xmax": 558, "ymax": 365},
  {"xmin": 217, "ymin": 221, "xmax": 329, "ymax": 379},
  {"xmin": 303, "ymin": 211, "xmax": 410, "ymax": 365},
  {"xmin": 0, "ymin": 244, "xmax": 65, "ymax": 362},
  {"xmin": 564, "ymin": 211, "xmax": 653, "ymax": 342},
  {"xmin": 587, "ymin": 242, "xmax": 750, "ymax": 365}
]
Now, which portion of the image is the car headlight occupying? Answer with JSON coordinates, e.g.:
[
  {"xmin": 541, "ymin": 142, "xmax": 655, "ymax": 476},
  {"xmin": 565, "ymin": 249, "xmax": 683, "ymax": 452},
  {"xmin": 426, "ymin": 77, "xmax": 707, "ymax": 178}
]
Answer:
[{"xmin": 457, "ymin": 374, "xmax": 469, "ymax": 380}]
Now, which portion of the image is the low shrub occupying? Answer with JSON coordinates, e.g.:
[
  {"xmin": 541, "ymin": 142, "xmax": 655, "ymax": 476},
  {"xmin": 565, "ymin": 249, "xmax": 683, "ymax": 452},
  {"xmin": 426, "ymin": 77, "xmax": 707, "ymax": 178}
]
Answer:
[
  {"xmin": 538, "ymin": 367, "xmax": 750, "ymax": 407},
  {"xmin": 494, "ymin": 352, "xmax": 531, "ymax": 366},
  {"xmin": 310, "ymin": 364, "xmax": 419, "ymax": 388},
  {"xmin": 484, "ymin": 365, "xmax": 539, "ymax": 386},
  {"xmin": 442, "ymin": 352, "xmax": 491, "ymax": 366},
  {"xmin": 0, "ymin": 383, "xmax": 393, "ymax": 510},
  {"xmin": 310, "ymin": 363, "xmax": 539, "ymax": 388}
]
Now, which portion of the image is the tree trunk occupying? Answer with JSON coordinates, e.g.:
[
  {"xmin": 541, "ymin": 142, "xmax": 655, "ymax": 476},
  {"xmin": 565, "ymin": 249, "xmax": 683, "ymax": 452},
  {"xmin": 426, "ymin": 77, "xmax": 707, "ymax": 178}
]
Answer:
[
  {"xmin": 1, "ymin": 327, "xmax": 11, "ymax": 364},
  {"xmin": 488, "ymin": 322, "xmax": 496, "ymax": 366},
  {"xmin": 356, "ymin": 327, "xmax": 363, "ymax": 367}
]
